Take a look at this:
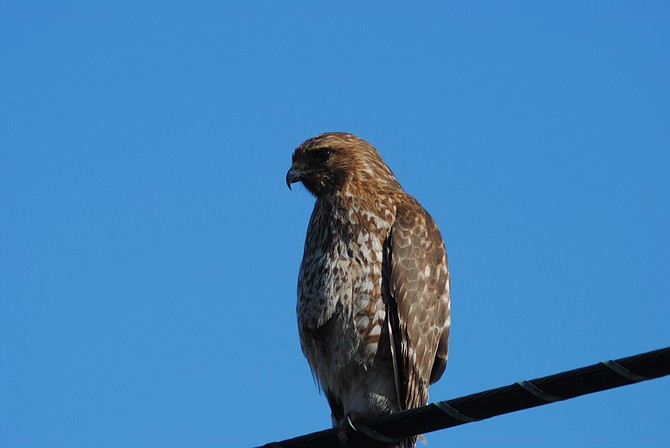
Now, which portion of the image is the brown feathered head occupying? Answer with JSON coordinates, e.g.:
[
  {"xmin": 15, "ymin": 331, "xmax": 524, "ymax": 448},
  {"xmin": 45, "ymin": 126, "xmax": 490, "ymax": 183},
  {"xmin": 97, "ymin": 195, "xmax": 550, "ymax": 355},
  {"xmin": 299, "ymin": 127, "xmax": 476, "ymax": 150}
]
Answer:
[{"xmin": 286, "ymin": 132, "xmax": 402, "ymax": 197}]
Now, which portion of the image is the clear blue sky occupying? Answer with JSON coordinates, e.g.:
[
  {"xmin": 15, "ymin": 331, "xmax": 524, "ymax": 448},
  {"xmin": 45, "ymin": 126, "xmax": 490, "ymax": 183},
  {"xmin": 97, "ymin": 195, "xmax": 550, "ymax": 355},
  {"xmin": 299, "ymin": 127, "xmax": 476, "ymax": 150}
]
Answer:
[{"xmin": 1, "ymin": 1, "xmax": 668, "ymax": 447}]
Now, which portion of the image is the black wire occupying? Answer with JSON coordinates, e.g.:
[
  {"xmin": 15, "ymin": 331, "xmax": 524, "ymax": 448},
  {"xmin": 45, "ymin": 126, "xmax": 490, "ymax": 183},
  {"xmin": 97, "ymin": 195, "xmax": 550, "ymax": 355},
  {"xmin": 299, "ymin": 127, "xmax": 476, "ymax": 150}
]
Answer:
[{"xmin": 258, "ymin": 346, "xmax": 670, "ymax": 448}]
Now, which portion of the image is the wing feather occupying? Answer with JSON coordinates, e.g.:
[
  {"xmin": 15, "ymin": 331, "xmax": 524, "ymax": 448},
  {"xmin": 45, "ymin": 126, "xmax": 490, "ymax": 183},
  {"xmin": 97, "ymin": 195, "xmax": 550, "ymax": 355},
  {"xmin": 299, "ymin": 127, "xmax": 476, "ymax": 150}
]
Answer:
[{"xmin": 384, "ymin": 198, "xmax": 451, "ymax": 410}]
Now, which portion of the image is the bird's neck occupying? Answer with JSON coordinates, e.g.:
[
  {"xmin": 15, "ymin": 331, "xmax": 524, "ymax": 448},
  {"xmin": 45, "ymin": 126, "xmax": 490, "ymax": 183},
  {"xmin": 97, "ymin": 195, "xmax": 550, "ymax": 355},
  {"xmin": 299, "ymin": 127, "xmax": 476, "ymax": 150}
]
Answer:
[{"xmin": 317, "ymin": 188, "xmax": 399, "ymax": 230}]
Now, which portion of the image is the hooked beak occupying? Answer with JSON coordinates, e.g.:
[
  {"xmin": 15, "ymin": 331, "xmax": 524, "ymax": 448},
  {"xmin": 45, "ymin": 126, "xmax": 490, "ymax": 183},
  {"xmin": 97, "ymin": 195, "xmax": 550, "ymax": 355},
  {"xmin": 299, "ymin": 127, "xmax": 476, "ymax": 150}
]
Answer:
[{"xmin": 286, "ymin": 167, "xmax": 301, "ymax": 190}]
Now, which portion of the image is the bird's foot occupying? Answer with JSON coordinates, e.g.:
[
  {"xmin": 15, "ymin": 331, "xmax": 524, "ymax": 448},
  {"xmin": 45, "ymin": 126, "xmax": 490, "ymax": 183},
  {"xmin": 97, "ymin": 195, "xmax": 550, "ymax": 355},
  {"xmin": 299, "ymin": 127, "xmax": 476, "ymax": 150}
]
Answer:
[{"xmin": 337, "ymin": 412, "xmax": 402, "ymax": 448}]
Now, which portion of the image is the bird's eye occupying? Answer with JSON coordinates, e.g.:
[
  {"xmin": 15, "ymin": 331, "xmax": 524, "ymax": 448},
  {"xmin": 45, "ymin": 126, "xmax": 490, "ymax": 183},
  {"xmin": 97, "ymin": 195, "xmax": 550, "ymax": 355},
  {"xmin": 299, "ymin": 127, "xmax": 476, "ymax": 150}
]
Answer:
[{"xmin": 313, "ymin": 148, "xmax": 332, "ymax": 164}]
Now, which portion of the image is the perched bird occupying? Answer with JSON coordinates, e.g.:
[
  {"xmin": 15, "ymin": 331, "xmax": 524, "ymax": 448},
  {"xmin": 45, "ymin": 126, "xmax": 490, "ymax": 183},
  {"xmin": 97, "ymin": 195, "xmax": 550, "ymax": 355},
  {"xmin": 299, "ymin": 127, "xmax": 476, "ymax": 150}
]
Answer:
[{"xmin": 286, "ymin": 132, "xmax": 451, "ymax": 448}]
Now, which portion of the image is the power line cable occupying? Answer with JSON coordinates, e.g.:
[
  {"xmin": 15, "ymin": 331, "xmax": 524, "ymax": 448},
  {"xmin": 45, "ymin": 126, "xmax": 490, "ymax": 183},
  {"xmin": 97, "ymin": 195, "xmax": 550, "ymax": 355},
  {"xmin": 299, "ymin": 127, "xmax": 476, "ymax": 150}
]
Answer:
[{"xmin": 259, "ymin": 346, "xmax": 670, "ymax": 447}]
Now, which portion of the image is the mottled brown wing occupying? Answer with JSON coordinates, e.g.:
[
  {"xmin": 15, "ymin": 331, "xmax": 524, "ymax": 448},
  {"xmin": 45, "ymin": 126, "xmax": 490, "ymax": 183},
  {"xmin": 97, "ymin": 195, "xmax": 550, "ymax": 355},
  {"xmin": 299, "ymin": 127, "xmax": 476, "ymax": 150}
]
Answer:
[{"xmin": 384, "ymin": 199, "xmax": 451, "ymax": 410}]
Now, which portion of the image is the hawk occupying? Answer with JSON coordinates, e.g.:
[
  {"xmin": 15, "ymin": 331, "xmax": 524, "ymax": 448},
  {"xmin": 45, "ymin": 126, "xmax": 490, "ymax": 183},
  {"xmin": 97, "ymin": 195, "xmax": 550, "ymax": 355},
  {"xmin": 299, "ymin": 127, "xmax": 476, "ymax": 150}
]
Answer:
[{"xmin": 286, "ymin": 132, "xmax": 451, "ymax": 448}]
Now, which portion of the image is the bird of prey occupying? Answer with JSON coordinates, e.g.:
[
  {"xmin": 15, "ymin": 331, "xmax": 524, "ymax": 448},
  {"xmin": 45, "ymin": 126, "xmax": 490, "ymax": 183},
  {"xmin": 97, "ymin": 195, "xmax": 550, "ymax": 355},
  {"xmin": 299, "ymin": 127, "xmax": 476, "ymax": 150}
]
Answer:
[{"xmin": 286, "ymin": 132, "xmax": 451, "ymax": 448}]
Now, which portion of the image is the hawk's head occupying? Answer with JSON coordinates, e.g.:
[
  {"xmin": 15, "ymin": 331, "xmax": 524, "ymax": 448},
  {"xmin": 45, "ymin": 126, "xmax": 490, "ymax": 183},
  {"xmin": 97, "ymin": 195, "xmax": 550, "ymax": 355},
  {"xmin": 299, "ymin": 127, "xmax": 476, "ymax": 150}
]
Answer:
[{"xmin": 286, "ymin": 132, "xmax": 401, "ymax": 197}]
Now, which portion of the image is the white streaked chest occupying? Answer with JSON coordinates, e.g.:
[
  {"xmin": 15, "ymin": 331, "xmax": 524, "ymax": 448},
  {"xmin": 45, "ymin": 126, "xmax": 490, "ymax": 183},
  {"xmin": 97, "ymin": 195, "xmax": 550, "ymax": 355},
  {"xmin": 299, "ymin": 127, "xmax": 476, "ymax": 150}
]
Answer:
[{"xmin": 296, "ymin": 193, "xmax": 395, "ymax": 347}]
